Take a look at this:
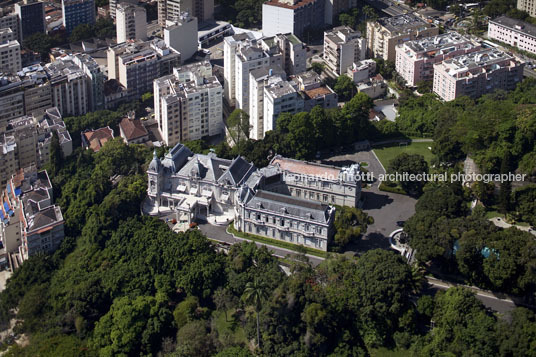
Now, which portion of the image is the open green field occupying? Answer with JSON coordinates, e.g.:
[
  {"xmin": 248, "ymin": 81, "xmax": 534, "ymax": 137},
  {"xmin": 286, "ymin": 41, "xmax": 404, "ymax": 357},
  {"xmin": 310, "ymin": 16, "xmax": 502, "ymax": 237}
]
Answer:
[{"xmin": 373, "ymin": 141, "xmax": 434, "ymax": 169}]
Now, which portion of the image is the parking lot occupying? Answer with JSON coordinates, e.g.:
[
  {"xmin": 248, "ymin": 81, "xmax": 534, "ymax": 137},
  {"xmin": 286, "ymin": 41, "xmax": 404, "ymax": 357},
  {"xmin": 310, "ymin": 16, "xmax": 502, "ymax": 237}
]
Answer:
[{"xmin": 324, "ymin": 149, "xmax": 417, "ymax": 253}]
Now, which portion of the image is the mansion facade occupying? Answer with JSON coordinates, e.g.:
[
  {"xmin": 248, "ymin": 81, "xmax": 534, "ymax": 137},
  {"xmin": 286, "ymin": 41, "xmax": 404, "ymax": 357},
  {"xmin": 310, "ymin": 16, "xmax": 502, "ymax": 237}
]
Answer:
[{"xmin": 146, "ymin": 143, "xmax": 363, "ymax": 251}]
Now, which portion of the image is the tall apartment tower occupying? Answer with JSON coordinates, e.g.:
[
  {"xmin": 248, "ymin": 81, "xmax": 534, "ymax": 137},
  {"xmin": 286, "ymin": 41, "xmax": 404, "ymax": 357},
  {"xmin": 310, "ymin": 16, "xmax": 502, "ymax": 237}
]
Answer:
[
  {"xmin": 367, "ymin": 14, "xmax": 438, "ymax": 61},
  {"xmin": 163, "ymin": 12, "xmax": 197, "ymax": 63},
  {"xmin": 116, "ymin": 3, "xmax": 147, "ymax": 44},
  {"xmin": 62, "ymin": 0, "xmax": 96, "ymax": 34},
  {"xmin": 157, "ymin": 0, "xmax": 213, "ymax": 26},
  {"xmin": 323, "ymin": 26, "xmax": 366, "ymax": 75},
  {"xmin": 517, "ymin": 0, "xmax": 536, "ymax": 17},
  {"xmin": 0, "ymin": 10, "xmax": 21, "ymax": 42},
  {"xmin": 109, "ymin": 0, "xmax": 138, "ymax": 19},
  {"xmin": 15, "ymin": 0, "xmax": 46, "ymax": 41},
  {"xmin": 154, "ymin": 61, "xmax": 223, "ymax": 146},
  {"xmin": 0, "ymin": 28, "xmax": 21, "ymax": 74}
]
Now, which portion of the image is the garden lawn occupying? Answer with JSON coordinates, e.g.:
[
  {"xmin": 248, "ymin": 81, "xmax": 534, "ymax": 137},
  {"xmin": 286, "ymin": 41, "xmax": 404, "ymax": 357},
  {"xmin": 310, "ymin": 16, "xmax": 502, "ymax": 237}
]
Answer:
[{"xmin": 373, "ymin": 141, "xmax": 434, "ymax": 168}]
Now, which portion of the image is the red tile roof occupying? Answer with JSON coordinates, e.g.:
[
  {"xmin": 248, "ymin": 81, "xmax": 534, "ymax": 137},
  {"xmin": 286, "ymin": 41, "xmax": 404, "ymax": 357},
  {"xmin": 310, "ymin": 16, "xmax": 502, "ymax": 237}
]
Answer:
[
  {"xmin": 264, "ymin": 0, "xmax": 318, "ymax": 10},
  {"xmin": 83, "ymin": 127, "xmax": 114, "ymax": 152},
  {"xmin": 271, "ymin": 156, "xmax": 341, "ymax": 179},
  {"xmin": 119, "ymin": 117, "xmax": 148, "ymax": 141}
]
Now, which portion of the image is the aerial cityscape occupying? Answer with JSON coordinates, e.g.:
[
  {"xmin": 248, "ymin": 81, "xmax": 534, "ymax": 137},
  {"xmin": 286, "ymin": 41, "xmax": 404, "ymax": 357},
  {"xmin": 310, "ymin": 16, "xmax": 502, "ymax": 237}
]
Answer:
[{"xmin": 0, "ymin": 0, "xmax": 535, "ymax": 355}]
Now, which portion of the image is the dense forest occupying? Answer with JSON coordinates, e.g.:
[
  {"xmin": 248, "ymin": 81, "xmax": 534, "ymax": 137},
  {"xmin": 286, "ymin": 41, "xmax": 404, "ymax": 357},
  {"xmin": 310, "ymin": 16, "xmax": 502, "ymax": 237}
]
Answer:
[{"xmin": 0, "ymin": 107, "xmax": 535, "ymax": 356}]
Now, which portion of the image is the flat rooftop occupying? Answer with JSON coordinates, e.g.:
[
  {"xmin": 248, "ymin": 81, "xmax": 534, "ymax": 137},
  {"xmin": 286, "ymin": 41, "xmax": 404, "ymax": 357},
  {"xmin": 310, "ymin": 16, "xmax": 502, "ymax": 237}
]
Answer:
[
  {"xmin": 437, "ymin": 49, "xmax": 518, "ymax": 77},
  {"xmin": 402, "ymin": 32, "xmax": 477, "ymax": 56},
  {"xmin": 378, "ymin": 13, "xmax": 431, "ymax": 34},
  {"xmin": 490, "ymin": 16, "xmax": 536, "ymax": 38}
]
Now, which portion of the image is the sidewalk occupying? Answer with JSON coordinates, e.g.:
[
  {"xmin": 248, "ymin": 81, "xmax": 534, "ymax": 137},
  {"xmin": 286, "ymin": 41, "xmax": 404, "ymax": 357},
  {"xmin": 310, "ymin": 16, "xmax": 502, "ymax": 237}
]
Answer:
[{"xmin": 489, "ymin": 217, "xmax": 536, "ymax": 236}]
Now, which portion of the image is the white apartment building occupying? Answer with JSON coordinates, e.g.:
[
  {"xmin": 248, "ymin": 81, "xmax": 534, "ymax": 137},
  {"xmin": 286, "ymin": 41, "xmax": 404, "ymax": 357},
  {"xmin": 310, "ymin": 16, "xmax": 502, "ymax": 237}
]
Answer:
[
  {"xmin": 0, "ymin": 64, "xmax": 52, "ymax": 131},
  {"xmin": 347, "ymin": 59, "xmax": 377, "ymax": 84},
  {"xmin": 433, "ymin": 49, "xmax": 525, "ymax": 101},
  {"xmin": 164, "ymin": 13, "xmax": 198, "ymax": 63},
  {"xmin": 262, "ymin": 0, "xmax": 325, "ymax": 39},
  {"xmin": 224, "ymin": 33, "xmax": 302, "ymax": 112},
  {"xmin": 157, "ymin": 0, "xmax": 213, "ymax": 26},
  {"xmin": 324, "ymin": 26, "xmax": 366, "ymax": 75},
  {"xmin": 107, "ymin": 39, "xmax": 180, "ymax": 98},
  {"xmin": 395, "ymin": 33, "xmax": 481, "ymax": 87},
  {"xmin": 154, "ymin": 60, "xmax": 223, "ymax": 146},
  {"xmin": 0, "ymin": 28, "xmax": 21, "ymax": 74},
  {"xmin": 249, "ymin": 66, "xmax": 287, "ymax": 140},
  {"xmin": 263, "ymin": 76, "xmax": 303, "ymax": 136},
  {"xmin": 367, "ymin": 14, "xmax": 439, "ymax": 62},
  {"xmin": 488, "ymin": 16, "xmax": 536, "ymax": 55},
  {"xmin": 116, "ymin": 3, "xmax": 147, "ymax": 44},
  {"xmin": 109, "ymin": 0, "xmax": 137, "ymax": 19},
  {"xmin": 235, "ymin": 42, "xmax": 282, "ymax": 113},
  {"xmin": 224, "ymin": 33, "xmax": 256, "ymax": 107},
  {"xmin": 271, "ymin": 33, "xmax": 307, "ymax": 75},
  {"xmin": 45, "ymin": 56, "xmax": 90, "ymax": 117},
  {"xmin": 0, "ymin": 10, "xmax": 21, "ymax": 42},
  {"xmin": 72, "ymin": 53, "xmax": 105, "ymax": 111},
  {"xmin": 517, "ymin": 0, "xmax": 536, "ymax": 18}
]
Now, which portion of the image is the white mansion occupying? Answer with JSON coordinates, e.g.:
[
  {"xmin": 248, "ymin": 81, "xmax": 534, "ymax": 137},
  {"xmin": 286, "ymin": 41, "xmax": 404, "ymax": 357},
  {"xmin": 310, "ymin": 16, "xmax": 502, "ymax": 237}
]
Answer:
[{"xmin": 145, "ymin": 143, "xmax": 363, "ymax": 251}]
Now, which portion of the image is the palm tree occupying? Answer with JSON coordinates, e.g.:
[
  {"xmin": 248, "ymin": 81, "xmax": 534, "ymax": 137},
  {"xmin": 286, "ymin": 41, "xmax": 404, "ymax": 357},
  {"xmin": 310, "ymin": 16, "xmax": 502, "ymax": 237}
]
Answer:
[{"xmin": 242, "ymin": 278, "xmax": 269, "ymax": 348}]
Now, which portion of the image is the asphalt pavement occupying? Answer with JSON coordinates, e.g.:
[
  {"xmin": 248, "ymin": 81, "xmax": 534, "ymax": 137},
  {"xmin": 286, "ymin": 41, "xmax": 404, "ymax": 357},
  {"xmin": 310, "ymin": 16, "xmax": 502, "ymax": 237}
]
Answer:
[{"xmin": 198, "ymin": 223, "xmax": 325, "ymax": 266}]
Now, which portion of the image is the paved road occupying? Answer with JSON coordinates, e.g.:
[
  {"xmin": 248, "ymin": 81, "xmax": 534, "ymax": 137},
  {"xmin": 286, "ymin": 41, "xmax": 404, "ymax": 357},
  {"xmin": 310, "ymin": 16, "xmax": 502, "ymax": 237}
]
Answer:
[
  {"xmin": 489, "ymin": 217, "xmax": 535, "ymax": 236},
  {"xmin": 426, "ymin": 277, "xmax": 517, "ymax": 315},
  {"xmin": 198, "ymin": 223, "xmax": 325, "ymax": 266}
]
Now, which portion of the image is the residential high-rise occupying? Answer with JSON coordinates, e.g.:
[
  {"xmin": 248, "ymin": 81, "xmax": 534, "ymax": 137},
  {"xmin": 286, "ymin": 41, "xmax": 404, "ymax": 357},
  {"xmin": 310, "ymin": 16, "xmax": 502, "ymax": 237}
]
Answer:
[
  {"xmin": 263, "ymin": 76, "xmax": 304, "ymax": 135},
  {"xmin": 517, "ymin": 0, "xmax": 536, "ymax": 18},
  {"xmin": 367, "ymin": 13, "xmax": 438, "ymax": 62},
  {"xmin": 323, "ymin": 26, "xmax": 366, "ymax": 75},
  {"xmin": 0, "ymin": 10, "xmax": 21, "ymax": 42},
  {"xmin": 45, "ymin": 56, "xmax": 90, "ymax": 117},
  {"xmin": 15, "ymin": 0, "xmax": 46, "ymax": 41},
  {"xmin": 395, "ymin": 33, "xmax": 481, "ymax": 87},
  {"xmin": 223, "ymin": 34, "xmax": 287, "ymax": 112},
  {"xmin": 0, "ymin": 167, "xmax": 65, "ymax": 270},
  {"xmin": 154, "ymin": 60, "xmax": 223, "ymax": 146},
  {"xmin": 223, "ymin": 32, "xmax": 257, "ymax": 108},
  {"xmin": 163, "ymin": 12, "xmax": 198, "ymax": 63},
  {"xmin": 273, "ymin": 33, "xmax": 307, "ymax": 75},
  {"xmin": 116, "ymin": 3, "xmax": 147, "ymax": 44},
  {"xmin": 262, "ymin": 0, "xmax": 325, "ymax": 39},
  {"xmin": 72, "ymin": 53, "xmax": 105, "ymax": 111},
  {"xmin": 433, "ymin": 49, "xmax": 525, "ymax": 101},
  {"xmin": 0, "ymin": 28, "xmax": 21, "ymax": 74},
  {"xmin": 249, "ymin": 66, "xmax": 286, "ymax": 140},
  {"xmin": 107, "ymin": 39, "xmax": 180, "ymax": 98},
  {"xmin": 0, "ymin": 64, "xmax": 52, "ymax": 131},
  {"xmin": 109, "ymin": 0, "xmax": 138, "ymax": 19},
  {"xmin": 158, "ymin": 0, "xmax": 213, "ymax": 26},
  {"xmin": 62, "ymin": 0, "xmax": 96, "ymax": 34},
  {"xmin": 0, "ymin": 107, "xmax": 72, "ymax": 185}
]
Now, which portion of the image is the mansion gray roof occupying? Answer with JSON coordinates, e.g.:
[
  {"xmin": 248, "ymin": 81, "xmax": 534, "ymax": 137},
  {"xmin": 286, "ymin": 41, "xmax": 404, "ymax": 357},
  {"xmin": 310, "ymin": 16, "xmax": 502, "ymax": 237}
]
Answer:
[
  {"xmin": 150, "ymin": 143, "xmax": 256, "ymax": 186},
  {"xmin": 245, "ymin": 190, "xmax": 331, "ymax": 224},
  {"xmin": 160, "ymin": 143, "xmax": 193, "ymax": 173}
]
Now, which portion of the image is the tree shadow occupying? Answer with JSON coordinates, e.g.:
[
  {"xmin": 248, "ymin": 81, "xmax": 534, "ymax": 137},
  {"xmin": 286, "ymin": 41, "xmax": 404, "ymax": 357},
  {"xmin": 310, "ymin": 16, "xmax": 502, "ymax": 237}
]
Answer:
[
  {"xmin": 361, "ymin": 191, "xmax": 394, "ymax": 210},
  {"xmin": 348, "ymin": 232, "xmax": 392, "ymax": 252}
]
